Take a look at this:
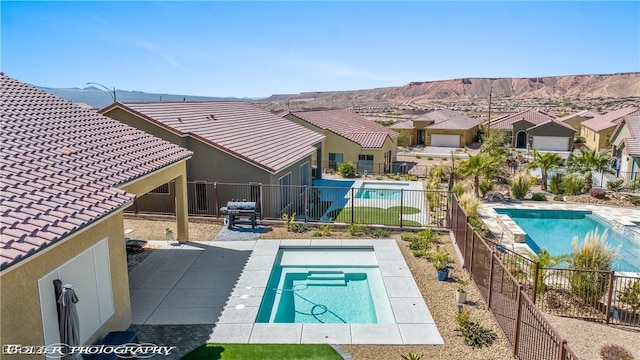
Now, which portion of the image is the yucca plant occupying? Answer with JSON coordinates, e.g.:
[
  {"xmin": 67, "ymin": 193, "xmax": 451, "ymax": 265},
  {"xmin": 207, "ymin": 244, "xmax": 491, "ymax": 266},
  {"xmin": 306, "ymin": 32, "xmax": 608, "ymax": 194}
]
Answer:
[
  {"xmin": 569, "ymin": 229, "xmax": 618, "ymax": 303},
  {"xmin": 510, "ymin": 172, "xmax": 531, "ymax": 199}
]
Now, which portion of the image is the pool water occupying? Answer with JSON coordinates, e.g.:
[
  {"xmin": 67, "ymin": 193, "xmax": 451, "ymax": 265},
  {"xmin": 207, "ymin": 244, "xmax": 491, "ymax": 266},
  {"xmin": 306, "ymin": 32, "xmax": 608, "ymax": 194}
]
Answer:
[
  {"xmin": 495, "ymin": 209, "xmax": 640, "ymax": 272},
  {"xmin": 256, "ymin": 248, "xmax": 395, "ymax": 324},
  {"xmin": 354, "ymin": 182, "xmax": 409, "ymax": 200}
]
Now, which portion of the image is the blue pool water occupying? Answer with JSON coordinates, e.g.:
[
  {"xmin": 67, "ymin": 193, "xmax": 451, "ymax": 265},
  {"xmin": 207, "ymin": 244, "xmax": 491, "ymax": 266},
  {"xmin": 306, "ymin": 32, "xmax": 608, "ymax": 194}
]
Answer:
[
  {"xmin": 495, "ymin": 209, "xmax": 640, "ymax": 273},
  {"xmin": 354, "ymin": 182, "xmax": 409, "ymax": 200}
]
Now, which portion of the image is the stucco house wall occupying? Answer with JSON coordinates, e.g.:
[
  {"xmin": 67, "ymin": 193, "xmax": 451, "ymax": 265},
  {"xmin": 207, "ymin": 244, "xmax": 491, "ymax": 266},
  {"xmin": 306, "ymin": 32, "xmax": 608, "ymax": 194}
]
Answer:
[{"xmin": 581, "ymin": 126, "xmax": 611, "ymax": 151}]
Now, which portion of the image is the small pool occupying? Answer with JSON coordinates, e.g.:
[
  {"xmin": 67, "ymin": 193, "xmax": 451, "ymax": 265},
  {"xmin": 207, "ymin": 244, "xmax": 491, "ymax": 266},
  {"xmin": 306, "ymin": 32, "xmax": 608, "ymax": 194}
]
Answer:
[
  {"xmin": 495, "ymin": 209, "xmax": 640, "ymax": 273},
  {"xmin": 354, "ymin": 182, "xmax": 409, "ymax": 200},
  {"xmin": 256, "ymin": 248, "xmax": 395, "ymax": 324}
]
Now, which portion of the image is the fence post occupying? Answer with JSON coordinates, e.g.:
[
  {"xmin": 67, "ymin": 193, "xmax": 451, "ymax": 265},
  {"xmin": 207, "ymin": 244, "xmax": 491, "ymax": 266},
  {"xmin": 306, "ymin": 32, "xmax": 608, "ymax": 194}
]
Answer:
[
  {"xmin": 532, "ymin": 261, "xmax": 540, "ymax": 304},
  {"xmin": 304, "ymin": 185, "xmax": 308, "ymax": 223},
  {"xmin": 488, "ymin": 250, "xmax": 495, "ymax": 308},
  {"xmin": 605, "ymin": 270, "xmax": 615, "ymax": 324},
  {"xmin": 259, "ymin": 183, "xmax": 263, "ymax": 220},
  {"xmin": 468, "ymin": 224, "xmax": 474, "ymax": 273},
  {"xmin": 350, "ymin": 187, "xmax": 355, "ymax": 224},
  {"xmin": 558, "ymin": 339, "xmax": 568, "ymax": 360},
  {"xmin": 400, "ymin": 189, "xmax": 404, "ymax": 228},
  {"xmin": 214, "ymin": 182, "xmax": 219, "ymax": 218},
  {"xmin": 512, "ymin": 284, "xmax": 524, "ymax": 357}
]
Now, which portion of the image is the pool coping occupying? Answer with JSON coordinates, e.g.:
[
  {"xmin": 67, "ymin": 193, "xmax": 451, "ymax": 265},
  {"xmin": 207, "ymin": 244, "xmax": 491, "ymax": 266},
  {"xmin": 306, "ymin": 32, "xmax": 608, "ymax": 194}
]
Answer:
[{"xmin": 209, "ymin": 239, "xmax": 444, "ymax": 345}]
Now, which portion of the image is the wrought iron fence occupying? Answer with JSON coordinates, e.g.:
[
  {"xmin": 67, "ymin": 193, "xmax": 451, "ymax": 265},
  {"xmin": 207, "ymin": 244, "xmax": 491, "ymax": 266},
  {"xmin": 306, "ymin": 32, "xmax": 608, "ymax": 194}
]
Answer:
[
  {"xmin": 127, "ymin": 181, "xmax": 452, "ymax": 229},
  {"xmin": 313, "ymin": 160, "xmax": 438, "ymax": 178}
]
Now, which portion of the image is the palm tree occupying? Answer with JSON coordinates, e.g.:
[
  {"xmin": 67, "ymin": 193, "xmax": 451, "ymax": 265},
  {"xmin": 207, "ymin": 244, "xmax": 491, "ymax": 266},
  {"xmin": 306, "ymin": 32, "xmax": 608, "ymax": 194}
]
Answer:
[
  {"xmin": 525, "ymin": 150, "xmax": 564, "ymax": 191},
  {"xmin": 568, "ymin": 147, "xmax": 613, "ymax": 190},
  {"xmin": 456, "ymin": 154, "xmax": 500, "ymax": 197}
]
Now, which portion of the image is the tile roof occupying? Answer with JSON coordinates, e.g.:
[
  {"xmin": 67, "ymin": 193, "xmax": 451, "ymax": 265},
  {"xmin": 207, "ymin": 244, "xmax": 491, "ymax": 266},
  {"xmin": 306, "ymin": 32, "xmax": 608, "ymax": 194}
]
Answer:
[
  {"xmin": 621, "ymin": 115, "xmax": 640, "ymax": 156},
  {"xmin": 0, "ymin": 74, "xmax": 192, "ymax": 270},
  {"xmin": 286, "ymin": 109, "xmax": 398, "ymax": 148},
  {"xmin": 556, "ymin": 110, "xmax": 599, "ymax": 122},
  {"xmin": 389, "ymin": 120, "xmax": 415, "ymax": 130},
  {"xmin": 489, "ymin": 109, "xmax": 556, "ymax": 130},
  {"xmin": 580, "ymin": 107, "xmax": 639, "ymax": 132},
  {"xmin": 527, "ymin": 119, "xmax": 576, "ymax": 132},
  {"xmin": 423, "ymin": 109, "xmax": 479, "ymax": 130},
  {"xmin": 103, "ymin": 102, "xmax": 324, "ymax": 173}
]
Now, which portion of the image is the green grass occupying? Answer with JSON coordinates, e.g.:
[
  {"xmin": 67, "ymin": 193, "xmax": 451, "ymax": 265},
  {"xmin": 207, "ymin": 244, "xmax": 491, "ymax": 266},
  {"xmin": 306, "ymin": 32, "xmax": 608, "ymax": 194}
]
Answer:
[
  {"xmin": 334, "ymin": 206, "xmax": 422, "ymax": 227},
  {"xmin": 182, "ymin": 343, "xmax": 343, "ymax": 360}
]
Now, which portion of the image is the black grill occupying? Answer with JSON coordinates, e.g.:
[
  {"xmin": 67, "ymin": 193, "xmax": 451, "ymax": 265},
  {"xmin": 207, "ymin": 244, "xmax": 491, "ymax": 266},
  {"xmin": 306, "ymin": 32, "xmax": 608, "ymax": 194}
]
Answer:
[{"xmin": 220, "ymin": 199, "xmax": 258, "ymax": 229}]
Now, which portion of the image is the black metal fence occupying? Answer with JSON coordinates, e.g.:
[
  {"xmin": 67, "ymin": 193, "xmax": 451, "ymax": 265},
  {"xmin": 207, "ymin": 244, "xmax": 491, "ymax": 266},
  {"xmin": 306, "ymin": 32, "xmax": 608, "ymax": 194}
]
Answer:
[
  {"xmin": 314, "ymin": 160, "xmax": 432, "ymax": 178},
  {"xmin": 127, "ymin": 181, "xmax": 451, "ymax": 228}
]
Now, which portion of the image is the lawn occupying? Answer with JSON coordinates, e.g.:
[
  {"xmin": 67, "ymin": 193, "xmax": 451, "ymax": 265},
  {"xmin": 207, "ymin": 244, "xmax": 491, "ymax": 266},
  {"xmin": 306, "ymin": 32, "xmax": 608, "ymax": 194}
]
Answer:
[
  {"xmin": 332, "ymin": 205, "xmax": 422, "ymax": 226},
  {"xmin": 182, "ymin": 344, "xmax": 343, "ymax": 360}
]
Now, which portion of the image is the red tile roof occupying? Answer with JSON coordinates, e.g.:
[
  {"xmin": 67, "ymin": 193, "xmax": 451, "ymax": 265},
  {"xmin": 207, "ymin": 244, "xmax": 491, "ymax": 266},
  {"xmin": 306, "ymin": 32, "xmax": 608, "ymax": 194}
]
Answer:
[
  {"xmin": 286, "ymin": 109, "xmax": 397, "ymax": 148},
  {"xmin": 103, "ymin": 102, "xmax": 324, "ymax": 173},
  {"xmin": 489, "ymin": 109, "xmax": 556, "ymax": 130},
  {"xmin": 0, "ymin": 74, "xmax": 192, "ymax": 270},
  {"xmin": 580, "ymin": 107, "xmax": 639, "ymax": 132},
  {"xmin": 621, "ymin": 115, "xmax": 640, "ymax": 156}
]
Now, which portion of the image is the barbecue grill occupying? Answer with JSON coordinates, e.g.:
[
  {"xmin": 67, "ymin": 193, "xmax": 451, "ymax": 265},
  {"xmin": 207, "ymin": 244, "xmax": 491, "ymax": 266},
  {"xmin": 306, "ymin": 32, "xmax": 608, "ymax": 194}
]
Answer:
[{"xmin": 220, "ymin": 200, "xmax": 258, "ymax": 229}]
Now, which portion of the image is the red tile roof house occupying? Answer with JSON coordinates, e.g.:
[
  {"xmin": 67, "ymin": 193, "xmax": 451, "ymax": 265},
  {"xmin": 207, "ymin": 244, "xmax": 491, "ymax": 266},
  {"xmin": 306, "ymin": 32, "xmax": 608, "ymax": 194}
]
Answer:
[
  {"xmin": 0, "ymin": 74, "xmax": 192, "ymax": 349},
  {"xmin": 100, "ymin": 102, "xmax": 325, "ymax": 216},
  {"xmin": 283, "ymin": 109, "xmax": 398, "ymax": 174},
  {"xmin": 390, "ymin": 109, "xmax": 480, "ymax": 148},
  {"xmin": 579, "ymin": 107, "xmax": 639, "ymax": 151},
  {"xmin": 488, "ymin": 109, "xmax": 575, "ymax": 151},
  {"xmin": 610, "ymin": 114, "xmax": 640, "ymax": 184}
]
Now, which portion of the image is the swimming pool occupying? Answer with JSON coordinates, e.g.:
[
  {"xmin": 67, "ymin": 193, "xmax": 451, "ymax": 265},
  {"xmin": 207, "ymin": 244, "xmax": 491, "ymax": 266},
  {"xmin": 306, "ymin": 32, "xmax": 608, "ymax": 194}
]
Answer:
[
  {"xmin": 256, "ymin": 248, "xmax": 395, "ymax": 324},
  {"xmin": 354, "ymin": 182, "xmax": 410, "ymax": 200},
  {"xmin": 495, "ymin": 209, "xmax": 640, "ymax": 273}
]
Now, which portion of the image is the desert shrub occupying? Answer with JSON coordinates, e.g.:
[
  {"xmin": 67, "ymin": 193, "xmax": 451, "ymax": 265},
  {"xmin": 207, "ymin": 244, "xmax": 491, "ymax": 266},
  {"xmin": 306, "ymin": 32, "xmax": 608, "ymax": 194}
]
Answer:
[
  {"xmin": 606, "ymin": 179, "xmax": 625, "ymax": 192},
  {"xmin": 426, "ymin": 191, "xmax": 442, "ymax": 212},
  {"xmin": 400, "ymin": 353, "xmax": 423, "ymax": 360},
  {"xmin": 320, "ymin": 224, "xmax": 334, "ymax": 236},
  {"xmin": 455, "ymin": 308, "xmax": 497, "ymax": 349},
  {"xmin": 599, "ymin": 344, "xmax": 634, "ymax": 360},
  {"xmin": 338, "ymin": 161, "xmax": 356, "ymax": 178},
  {"xmin": 281, "ymin": 212, "xmax": 296, "ymax": 232},
  {"xmin": 510, "ymin": 172, "xmax": 531, "ymax": 199},
  {"xmin": 468, "ymin": 216, "xmax": 487, "ymax": 237},
  {"xmin": 401, "ymin": 232, "xmax": 417, "ymax": 242},
  {"xmin": 570, "ymin": 229, "xmax": 617, "ymax": 303},
  {"xmin": 452, "ymin": 183, "xmax": 468, "ymax": 197},
  {"xmin": 348, "ymin": 223, "xmax": 365, "ymax": 236},
  {"xmin": 455, "ymin": 307, "xmax": 472, "ymax": 327},
  {"xmin": 563, "ymin": 173, "xmax": 585, "ymax": 195},
  {"xmin": 531, "ymin": 192, "xmax": 547, "ymax": 201},
  {"xmin": 618, "ymin": 279, "xmax": 640, "ymax": 314},
  {"xmin": 459, "ymin": 192, "xmax": 479, "ymax": 217},
  {"xmin": 549, "ymin": 173, "xmax": 564, "ymax": 194},
  {"xmin": 630, "ymin": 197, "xmax": 640, "ymax": 206},
  {"xmin": 372, "ymin": 228, "xmax": 390, "ymax": 238},
  {"xmin": 417, "ymin": 227, "xmax": 437, "ymax": 242},
  {"xmin": 291, "ymin": 223, "xmax": 308, "ymax": 233},
  {"xmin": 478, "ymin": 179, "xmax": 494, "ymax": 198},
  {"xmin": 589, "ymin": 188, "xmax": 607, "ymax": 199},
  {"xmin": 553, "ymin": 194, "xmax": 564, "ymax": 201},
  {"xmin": 375, "ymin": 176, "xmax": 383, "ymax": 180},
  {"xmin": 311, "ymin": 230, "xmax": 323, "ymax": 237}
]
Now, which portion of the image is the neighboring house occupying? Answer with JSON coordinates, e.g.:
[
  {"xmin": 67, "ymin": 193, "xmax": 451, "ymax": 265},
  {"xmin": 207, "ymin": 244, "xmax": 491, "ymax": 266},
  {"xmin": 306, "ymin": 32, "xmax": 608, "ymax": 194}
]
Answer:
[
  {"xmin": 579, "ymin": 107, "xmax": 639, "ymax": 151},
  {"xmin": 390, "ymin": 109, "xmax": 479, "ymax": 147},
  {"xmin": 610, "ymin": 115, "xmax": 640, "ymax": 184},
  {"xmin": 489, "ymin": 109, "xmax": 575, "ymax": 151},
  {"xmin": 0, "ymin": 74, "xmax": 192, "ymax": 349},
  {"xmin": 555, "ymin": 110, "xmax": 599, "ymax": 132},
  {"xmin": 284, "ymin": 109, "xmax": 398, "ymax": 174}
]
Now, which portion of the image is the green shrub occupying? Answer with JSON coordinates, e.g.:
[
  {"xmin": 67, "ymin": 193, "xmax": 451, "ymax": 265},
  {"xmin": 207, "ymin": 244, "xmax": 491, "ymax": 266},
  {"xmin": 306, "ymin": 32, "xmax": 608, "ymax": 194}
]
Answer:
[
  {"xmin": 553, "ymin": 194, "xmax": 564, "ymax": 201},
  {"xmin": 291, "ymin": 223, "xmax": 309, "ymax": 233},
  {"xmin": 338, "ymin": 161, "xmax": 356, "ymax": 178},
  {"xmin": 606, "ymin": 179, "xmax": 625, "ymax": 192},
  {"xmin": 630, "ymin": 197, "xmax": 640, "ymax": 206},
  {"xmin": 431, "ymin": 248, "xmax": 450, "ymax": 271},
  {"xmin": 452, "ymin": 183, "xmax": 468, "ymax": 198},
  {"xmin": 348, "ymin": 224, "xmax": 364, "ymax": 236},
  {"xmin": 617, "ymin": 279, "xmax": 640, "ymax": 314},
  {"xmin": 281, "ymin": 212, "xmax": 296, "ymax": 232},
  {"xmin": 372, "ymin": 228, "xmax": 390, "ymax": 238},
  {"xmin": 311, "ymin": 230, "xmax": 323, "ymax": 237},
  {"xmin": 400, "ymin": 352, "xmax": 423, "ymax": 360},
  {"xmin": 401, "ymin": 232, "xmax": 417, "ymax": 242},
  {"xmin": 510, "ymin": 172, "xmax": 531, "ymax": 199},
  {"xmin": 417, "ymin": 227, "xmax": 437, "ymax": 242},
  {"xmin": 457, "ymin": 321, "xmax": 498, "ymax": 349},
  {"xmin": 320, "ymin": 224, "xmax": 334, "ymax": 236},
  {"xmin": 599, "ymin": 344, "xmax": 634, "ymax": 360},
  {"xmin": 478, "ymin": 180, "xmax": 494, "ymax": 198},
  {"xmin": 468, "ymin": 216, "xmax": 487, "ymax": 237},
  {"xmin": 375, "ymin": 176, "xmax": 383, "ymax": 180},
  {"xmin": 563, "ymin": 173, "xmax": 585, "ymax": 195},
  {"xmin": 455, "ymin": 307, "xmax": 472, "ymax": 327},
  {"xmin": 570, "ymin": 229, "xmax": 617, "ymax": 303},
  {"xmin": 531, "ymin": 192, "xmax": 547, "ymax": 201},
  {"xmin": 549, "ymin": 173, "xmax": 564, "ymax": 194}
]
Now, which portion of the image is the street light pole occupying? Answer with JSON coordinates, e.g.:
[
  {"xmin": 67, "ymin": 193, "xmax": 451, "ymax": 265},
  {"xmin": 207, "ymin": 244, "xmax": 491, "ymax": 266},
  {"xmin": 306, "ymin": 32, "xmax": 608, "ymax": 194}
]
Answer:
[{"xmin": 86, "ymin": 82, "xmax": 117, "ymax": 102}]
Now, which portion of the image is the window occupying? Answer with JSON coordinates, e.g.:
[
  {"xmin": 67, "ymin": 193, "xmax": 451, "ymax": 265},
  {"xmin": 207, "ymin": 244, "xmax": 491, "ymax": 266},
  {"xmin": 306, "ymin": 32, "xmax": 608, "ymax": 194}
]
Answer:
[
  {"xmin": 328, "ymin": 153, "xmax": 343, "ymax": 170},
  {"xmin": 279, "ymin": 172, "xmax": 292, "ymax": 211},
  {"xmin": 300, "ymin": 161, "xmax": 311, "ymax": 187},
  {"xmin": 358, "ymin": 154, "xmax": 374, "ymax": 173},
  {"xmin": 150, "ymin": 183, "xmax": 170, "ymax": 195}
]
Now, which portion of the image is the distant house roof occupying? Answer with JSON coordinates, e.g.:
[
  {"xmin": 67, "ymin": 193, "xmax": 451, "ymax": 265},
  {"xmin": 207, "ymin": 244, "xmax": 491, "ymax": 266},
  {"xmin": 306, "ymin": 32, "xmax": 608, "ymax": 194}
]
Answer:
[
  {"xmin": 488, "ymin": 109, "xmax": 555, "ymax": 130},
  {"xmin": 556, "ymin": 110, "xmax": 599, "ymax": 122},
  {"xmin": 0, "ymin": 74, "xmax": 192, "ymax": 270},
  {"xmin": 389, "ymin": 120, "xmax": 415, "ymax": 130},
  {"xmin": 618, "ymin": 115, "xmax": 640, "ymax": 156},
  {"xmin": 527, "ymin": 119, "xmax": 575, "ymax": 132},
  {"xmin": 102, "ymin": 102, "xmax": 325, "ymax": 173},
  {"xmin": 423, "ymin": 110, "xmax": 479, "ymax": 130},
  {"xmin": 580, "ymin": 107, "xmax": 639, "ymax": 132},
  {"xmin": 286, "ymin": 109, "xmax": 398, "ymax": 148}
]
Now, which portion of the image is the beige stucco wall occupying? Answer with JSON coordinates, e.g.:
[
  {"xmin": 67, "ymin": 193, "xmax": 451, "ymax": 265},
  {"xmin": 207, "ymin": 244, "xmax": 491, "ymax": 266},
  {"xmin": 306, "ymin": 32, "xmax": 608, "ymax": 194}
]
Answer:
[
  {"xmin": 561, "ymin": 116, "xmax": 587, "ymax": 131},
  {"xmin": 425, "ymin": 127, "xmax": 478, "ymax": 147},
  {"xmin": 0, "ymin": 212, "xmax": 129, "ymax": 352},
  {"xmin": 610, "ymin": 123, "xmax": 632, "ymax": 150},
  {"xmin": 581, "ymin": 126, "xmax": 612, "ymax": 151}
]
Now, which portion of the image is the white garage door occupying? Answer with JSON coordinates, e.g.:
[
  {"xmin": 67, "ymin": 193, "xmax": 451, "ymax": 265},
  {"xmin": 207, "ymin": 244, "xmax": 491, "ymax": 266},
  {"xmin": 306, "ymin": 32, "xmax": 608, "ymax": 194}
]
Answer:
[
  {"xmin": 532, "ymin": 136, "xmax": 569, "ymax": 151},
  {"xmin": 431, "ymin": 134, "xmax": 460, "ymax": 147}
]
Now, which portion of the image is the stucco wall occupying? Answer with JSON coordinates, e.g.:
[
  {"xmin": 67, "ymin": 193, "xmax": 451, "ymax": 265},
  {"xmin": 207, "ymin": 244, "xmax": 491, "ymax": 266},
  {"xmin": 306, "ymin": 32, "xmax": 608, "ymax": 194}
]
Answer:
[
  {"xmin": 581, "ymin": 126, "xmax": 613, "ymax": 151},
  {"xmin": 0, "ymin": 212, "xmax": 129, "ymax": 351}
]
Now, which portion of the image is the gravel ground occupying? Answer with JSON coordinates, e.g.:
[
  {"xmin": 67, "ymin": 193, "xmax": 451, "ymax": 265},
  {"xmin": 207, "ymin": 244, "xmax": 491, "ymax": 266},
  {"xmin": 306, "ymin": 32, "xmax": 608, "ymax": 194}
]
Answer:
[{"xmin": 123, "ymin": 214, "xmax": 222, "ymax": 241}]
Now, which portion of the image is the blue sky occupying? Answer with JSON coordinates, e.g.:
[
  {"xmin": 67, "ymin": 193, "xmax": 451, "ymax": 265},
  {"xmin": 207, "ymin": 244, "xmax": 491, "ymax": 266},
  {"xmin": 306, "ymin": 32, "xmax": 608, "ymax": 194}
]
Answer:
[{"xmin": 2, "ymin": 1, "xmax": 639, "ymax": 98}]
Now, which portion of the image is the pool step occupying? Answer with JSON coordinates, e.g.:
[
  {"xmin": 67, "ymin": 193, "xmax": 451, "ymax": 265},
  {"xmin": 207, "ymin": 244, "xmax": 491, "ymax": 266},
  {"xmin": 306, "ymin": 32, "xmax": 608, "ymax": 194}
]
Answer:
[
  {"xmin": 306, "ymin": 271, "xmax": 346, "ymax": 286},
  {"xmin": 305, "ymin": 278, "xmax": 346, "ymax": 286}
]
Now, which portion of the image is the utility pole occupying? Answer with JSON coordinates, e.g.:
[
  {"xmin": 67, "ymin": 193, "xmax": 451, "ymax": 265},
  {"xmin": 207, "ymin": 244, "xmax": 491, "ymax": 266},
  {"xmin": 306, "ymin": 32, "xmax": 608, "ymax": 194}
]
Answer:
[{"xmin": 487, "ymin": 85, "xmax": 493, "ymax": 137}]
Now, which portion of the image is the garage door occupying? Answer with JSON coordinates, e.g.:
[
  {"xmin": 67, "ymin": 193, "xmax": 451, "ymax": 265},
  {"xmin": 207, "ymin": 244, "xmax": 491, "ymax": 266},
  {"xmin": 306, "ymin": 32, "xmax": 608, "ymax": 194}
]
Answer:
[
  {"xmin": 431, "ymin": 134, "xmax": 460, "ymax": 147},
  {"xmin": 532, "ymin": 136, "xmax": 569, "ymax": 151}
]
